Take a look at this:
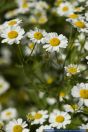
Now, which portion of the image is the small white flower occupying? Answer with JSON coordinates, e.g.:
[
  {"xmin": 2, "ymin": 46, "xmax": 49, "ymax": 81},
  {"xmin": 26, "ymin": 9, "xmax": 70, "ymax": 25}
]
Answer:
[
  {"xmin": 27, "ymin": 28, "xmax": 47, "ymax": 44},
  {"xmin": 43, "ymin": 33, "xmax": 68, "ymax": 52},
  {"xmin": 1, "ymin": 26, "xmax": 25, "ymax": 45},
  {"xmin": 79, "ymin": 123, "xmax": 88, "ymax": 129},
  {"xmin": 6, "ymin": 118, "xmax": 29, "ymax": 132},
  {"xmin": 1, "ymin": 108, "xmax": 17, "ymax": 121},
  {"xmin": 0, "ymin": 77, "xmax": 10, "ymax": 95},
  {"xmin": 71, "ymin": 83, "xmax": 88, "ymax": 107},
  {"xmin": 57, "ymin": 2, "xmax": 74, "ymax": 16},
  {"xmin": 29, "ymin": 110, "xmax": 48, "ymax": 125},
  {"xmin": 65, "ymin": 64, "xmax": 80, "ymax": 76},
  {"xmin": 46, "ymin": 97, "xmax": 57, "ymax": 105},
  {"xmin": 36, "ymin": 125, "xmax": 53, "ymax": 132},
  {"xmin": 49, "ymin": 110, "xmax": 71, "ymax": 129},
  {"xmin": 2, "ymin": 19, "xmax": 22, "ymax": 28},
  {"xmin": 70, "ymin": 18, "xmax": 88, "ymax": 33},
  {"xmin": 63, "ymin": 104, "xmax": 82, "ymax": 113},
  {"xmin": 39, "ymin": 91, "xmax": 45, "ymax": 99}
]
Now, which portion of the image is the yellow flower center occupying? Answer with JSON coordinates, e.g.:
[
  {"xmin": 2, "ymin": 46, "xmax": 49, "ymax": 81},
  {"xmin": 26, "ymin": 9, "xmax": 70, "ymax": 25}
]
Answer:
[
  {"xmin": 0, "ymin": 84, "xmax": 3, "ymax": 89},
  {"xmin": 67, "ymin": 67, "xmax": 77, "ymax": 74},
  {"xmin": 69, "ymin": 14, "xmax": 78, "ymax": 19},
  {"xmin": 50, "ymin": 38, "xmax": 60, "ymax": 46},
  {"xmin": 34, "ymin": 113, "xmax": 43, "ymax": 119},
  {"xmin": 55, "ymin": 115, "xmax": 64, "ymax": 123},
  {"xmin": 22, "ymin": 3, "xmax": 29, "ymax": 8},
  {"xmin": 28, "ymin": 43, "xmax": 34, "ymax": 49},
  {"xmin": 8, "ymin": 31, "xmax": 18, "ymax": 39},
  {"xmin": 13, "ymin": 125, "xmax": 23, "ymax": 132},
  {"xmin": 74, "ymin": 21, "xmax": 85, "ymax": 28},
  {"xmin": 47, "ymin": 77, "xmax": 53, "ymax": 84},
  {"xmin": 34, "ymin": 32, "xmax": 43, "ymax": 40},
  {"xmin": 59, "ymin": 92, "xmax": 65, "ymax": 97},
  {"xmin": 6, "ymin": 112, "xmax": 11, "ymax": 116},
  {"xmin": 8, "ymin": 20, "xmax": 17, "ymax": 26},
  {"xmin": 62, "ymin": 6, "xmax": 69, "ymax": 12},
  {"xmin": 80, "ymin": 89, "xmax": 88, "ymax": 99}
]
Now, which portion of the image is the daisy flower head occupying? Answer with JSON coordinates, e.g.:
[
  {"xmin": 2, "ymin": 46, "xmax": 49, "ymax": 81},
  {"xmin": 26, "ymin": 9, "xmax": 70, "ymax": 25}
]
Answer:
[
  {"xmin": 1, "ymin": 26, "xmax": 25, "ymax": 45},
  {"xmin": 57, "ymin": 2, "xmax": 74, "ymax": 16},
  {"xmin": 2, "ymin": 19, "xmax": 22, "ymax": 28},
  {"xmin": 70, "ymin": 18, "xmax": 88, "ymax": 33},
  {"xmin": 63, "ymin": 103, "xmax": 82, "ymax": 113},
  {"xmin": 43, "ymin": 33, "xmax": 68, "ymax": 52},
  {"xmin": 1, "ymin": 108, "xmax": 17, "ymax": 121},
  {"xmin": 65, "ymin": 64, "xmax": 80, "ymax": 76},
  {"xmin": 27, "ymin": 28, "xmax": 47, "ymax": 44},
  {"xmin": 6, "ymin": 118, "xmax": 29, "ymax": 132},
  {"xmin": 27, "ymin": 110, "xmax": 48, "ymax": 125},
  {"xmin": 0, "ymin": 76, "xmax": 10, "ymax": 95},
  {"xmin": 79, "ymin": 123, "xmax": 88, "ymax": 129},
  {"xmin": 49, "ymin": 110, "xmax": 71, "ymax": 129},
  {"xmin": 71, "ymin": 83, "xmax": 88, "ymax": 107}
]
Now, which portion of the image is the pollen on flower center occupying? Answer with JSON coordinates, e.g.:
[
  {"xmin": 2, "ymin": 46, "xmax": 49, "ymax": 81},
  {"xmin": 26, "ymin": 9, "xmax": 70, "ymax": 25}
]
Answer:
[
  {"xmin": 34, "ymin": 113, "xmax": 43, "ymax": 119},
  {"xmin": 0, "ymin": 84, "xmax": 3, "ymax": 89},
  {"xmin": 67, "ymin": 67, "xmax": 77, "ymax": 74},
  {"xmin": 80, "ymin": 89, "xmax": 88, "ymax": 99},
  {"xmin": 8, "ymin": 31, "xmax": 18, "ymax": 39},
  {"xmin": 13, "ymin": 125, "xmax": 23, "ymax": 132},
  {"xmin": 6, "ymin": 112, "xmax": 11, "ymax": 116},
  {"xmin": 8, "ymin": 21, "xmax": 17, "ymax": 26},
  {"xmin": 74, "ymin": 21, "xmax": 85, "ymax": 28},
  {"xmin": 34, "ymin": 32, "xmax": 43, "ymax": 40},
  {"xmin": 62, "ymin": 6, "xmax": 69, "ymax": 12},
  {"xmin": 22, "ymin": 3, "xmax": 29, "ymax": 8},
  {"xmin": 50, "ymin": 38, "xmax": 60, "ymax": 46},
  {"xmin": 55, "ymin": 115, "xmax": 64, "ymax": 123},
  {"xmin": 69, "ymin": 14, "xmax": 78, "ymax": 19}
]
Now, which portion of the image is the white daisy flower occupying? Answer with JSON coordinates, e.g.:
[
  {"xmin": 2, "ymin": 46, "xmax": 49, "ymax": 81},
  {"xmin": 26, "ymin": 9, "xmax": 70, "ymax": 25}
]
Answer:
[
  {"xmin": 39, "ymin": 91, "xmax": 45, "ymax": 99},
  {"xmin": 27, "ymin": 28, "xmax": 47, "ymax": 44},
  {"xmin": 43, "ymin": 33, "xmax": 68, "ymax": 52},
  {"xmin": 79, "ymin": 123, "xmax": 88, "ymax": 129},
  {"xmin": 1, "ymin": 108, "xmax": 17, "ymax": 121},
  {"xmin": 63, "ymin": 104, "xmax": 82, "ymax": 113},
  {"xmin": 65, "ymin": 64, "xmax": 80, "ymax": 76},
  {"xmin": 29, "ymin": 110, "xmax": 48, "ymax": 125},
  {"xmin": 1, "ymin": 26, "xmax": 25, "ymax": 45},
  {"xmin": 0, "ymin": 77, "xmax": 10, "ymax": 95},
  {"xmin": 36, "ymin": 125, "xmax": 53, "ymax": 132},
  {"xmin": 49, "ymin": 110, "xmax": 71, "ymax": 129},
  {"xmin": 6, "ymin": 118, "xmax": 29, "ymax": 132},
  {"xmin": 71, "ymin": 83, "xmax": 88, "ymax": 107},
  {"xmin": 2, "ymin": 19, "xmax": 22, "ymax": 28},
  {"xmin": 70, "ymin": 18, "xmax": 88, "ymax": 33},
  {"xmin": 46, "ymin": 97, "xmax": 57, "ymax": 105},
  {"xmin": 57, "ymin": 2, "xmax": 74, "ymax": 16}
]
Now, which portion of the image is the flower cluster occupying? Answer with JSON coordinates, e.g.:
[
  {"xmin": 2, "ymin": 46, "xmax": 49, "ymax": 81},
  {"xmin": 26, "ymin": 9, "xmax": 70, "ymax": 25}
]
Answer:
[{"xmin": 0, "ymin": 0, "xmax": 88, "ymax": 131}]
